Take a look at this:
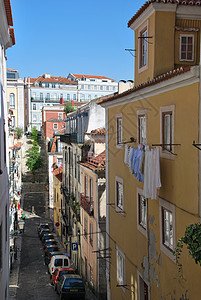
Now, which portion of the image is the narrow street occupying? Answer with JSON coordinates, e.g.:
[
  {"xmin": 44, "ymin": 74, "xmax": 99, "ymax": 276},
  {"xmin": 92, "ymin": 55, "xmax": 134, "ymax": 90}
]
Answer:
[{"xmin": 9, "ymin": 136, "xmax": 96, "ymax": 300}]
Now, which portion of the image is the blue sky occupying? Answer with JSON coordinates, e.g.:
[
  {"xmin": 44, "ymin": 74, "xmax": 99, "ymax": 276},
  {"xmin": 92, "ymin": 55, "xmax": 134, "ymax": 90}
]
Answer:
[{"xmin": 7, "ymin": 0, "xmax": 146, "ymax": 81}]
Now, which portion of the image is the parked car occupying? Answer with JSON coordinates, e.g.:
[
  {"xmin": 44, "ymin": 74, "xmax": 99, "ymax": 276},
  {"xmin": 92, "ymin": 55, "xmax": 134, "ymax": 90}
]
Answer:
[
  {"xmin": 39, "ymin": 229, "xmax": 50, "ymax": 239},
  {"xmin": 44, "ymin": 251, "xmax": 63, "ymax": 266},
  {"xmin": 42, "ymin": 233, "xmax": 54, "ymax": 243},
  {"xmin": 45, "ymin": 246, "xmax": 60, "ymax": 255},
  {"xmin": 38, "ymin": 223, "xmax": 49, "ymax": 235},
  {"xmin": 44, "ymin": 239, "xmax": 57, "ymax": 250},
  {"xmin": 56, "ymin": 274, "xmax": 85, "ymax": 300},
  {"xmin": 51, "ymin": 268, "xmax": 76, "ymax": 290},
  {"xmin": 48, "ymin": 254, "xmax": 70, "ymax": 275}
]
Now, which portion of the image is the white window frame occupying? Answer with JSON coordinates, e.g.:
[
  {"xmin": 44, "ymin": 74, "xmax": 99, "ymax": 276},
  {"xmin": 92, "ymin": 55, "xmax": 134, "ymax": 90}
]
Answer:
[
  {"xmin": 160, "ymin": 105, "xmax": 175, "ymax": 160},
  {"xmin": 137, "ymin": 188, "xmax": 147, "ymax": 238},
  {"xmin": 116, "ymin": 113, "xmax": 123, "ymax": 149},
  {"xmin": 115, "ymin": 176, "xmax": 124, "ymax": 214},
  {"xmin": 137, "ymin": 109, "xmax": 147, "ymax": 145},
  {"xmin": 138, "ymin": 20, "xmax": 149, "ymax": 73},
  {"xmin": 9, "ymin": 93, "xmax": 15, "ymax": 108},
  {"xmin": 116, "ymin": 245, "xmax": 125, "ymax": 290},
  {"xmin": 137, "ymin": 270, "xmax": 150, "ymax": 300},
  {"xmin": 179, "ymin": 34, "xmax": 194, "ymax": 62},
  {"xmin": 53, "ymin": 123, "xmax": 58, "ymax": 130},
  {"xmin": 58, "ymin": 112, "xmax": 63, "ymax": 120},
  {"xmin": 159, "ymin": 198, "xmax": 176, "ymax": 262}
]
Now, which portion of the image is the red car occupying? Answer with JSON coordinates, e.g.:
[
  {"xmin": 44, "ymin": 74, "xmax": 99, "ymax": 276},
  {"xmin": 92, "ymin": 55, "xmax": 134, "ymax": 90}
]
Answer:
[{"xmin": 51, "ymin": 267, "xmax": 75, "ymax": 290}]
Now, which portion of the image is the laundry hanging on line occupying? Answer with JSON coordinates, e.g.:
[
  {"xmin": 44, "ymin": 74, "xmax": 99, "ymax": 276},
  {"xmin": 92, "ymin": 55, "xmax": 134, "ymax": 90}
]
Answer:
[{"xmin": 124, "ymin": 144, "xmax": 161, "ymax": 199}]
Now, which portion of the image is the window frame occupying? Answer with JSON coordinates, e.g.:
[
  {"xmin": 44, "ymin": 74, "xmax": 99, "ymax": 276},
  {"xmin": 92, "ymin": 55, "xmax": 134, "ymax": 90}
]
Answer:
[
  {"xmin": 138, "ymin": 20, "xmax": 149, "ymax": 73},
  {"xmin": 53, "ymin": 123, "xmax": 58, "ymax": 130},
  {"xmin": 179, "ymin": 34, "xmax": 194, "ymax": 62},
  {"xmin": 9, "ymin": 93, "xmax": 15, "ymax": 108},
  {"xmin": 159, "ymin": 198, "xmax": 176, "ymax": 262},
  {"xmin": 137, "ymin": 270, "xmax": 150, "ymax": 300},
  {"xmin": 115, "ymin": 176, "xmax": 124, "ymax": 214},
  {"xmin": 58, "ymin": 112, "xmax": 63, "ymax": 120},
  {"xmin": 116, "ymin": 114, "xmax": 123, "ymax": 149},
  {"xmin": 160, "ymin": 105, "xmax": 175, "ymax": 159},
  {"xmin": 116, "ymin": 245, "xmax": 125, "ymax": 290},
  {"xmin": 137, "ymin": 109, "xmax": 147, "ymax": 145},
  {"xmin": 137, "ymin": 188, "xmax": 148, "ymax": 238}
]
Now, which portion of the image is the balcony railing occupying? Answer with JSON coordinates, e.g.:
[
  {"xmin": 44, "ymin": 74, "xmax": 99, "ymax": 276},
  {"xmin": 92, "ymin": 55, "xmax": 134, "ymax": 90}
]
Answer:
[{"xmin": 80, "ymin": 193, "xmax": 94, "ymax": 216}]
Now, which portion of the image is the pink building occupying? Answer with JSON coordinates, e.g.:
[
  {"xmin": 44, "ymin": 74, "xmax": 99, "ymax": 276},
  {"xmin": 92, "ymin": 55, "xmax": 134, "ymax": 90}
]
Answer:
[{"xmin": 42, "ymin": 104, "xmax": 66, "ymax": 141}]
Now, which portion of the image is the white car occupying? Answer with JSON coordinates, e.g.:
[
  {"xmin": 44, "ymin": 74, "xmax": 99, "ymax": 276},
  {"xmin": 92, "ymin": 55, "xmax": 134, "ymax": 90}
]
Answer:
[{"xmin": 48, "ymin": 254, "xmax": 70, "ymax": 275}]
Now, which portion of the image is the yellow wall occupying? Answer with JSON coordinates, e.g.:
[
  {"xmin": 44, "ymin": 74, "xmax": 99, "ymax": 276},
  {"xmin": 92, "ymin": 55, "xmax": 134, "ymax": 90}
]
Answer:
[
  {"xmin": 53, "ymin": 176, "xmax": 62, "ymax": 236},
  {"xmin": 107, "ymin": 82, "xmax": 201, "ymax": 300}
]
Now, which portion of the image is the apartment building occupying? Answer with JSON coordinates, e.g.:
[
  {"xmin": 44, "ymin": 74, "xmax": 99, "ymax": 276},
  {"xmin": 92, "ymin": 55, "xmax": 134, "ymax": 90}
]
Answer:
[
  {"xmin": 98, "ymin": 1, "xmax": 201, "ymax": 299},
  {"xmin": 7, "ymin": 68, "xmax": 25, "ymax": 130},
  {"xmin": 0, "ymin": 0, "xmax": 15, "ymax": 298}
]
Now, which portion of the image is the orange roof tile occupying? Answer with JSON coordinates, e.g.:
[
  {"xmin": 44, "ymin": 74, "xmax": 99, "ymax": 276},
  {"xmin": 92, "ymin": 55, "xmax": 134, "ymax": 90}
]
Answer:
[
  {"xmin": 79, "ymin": 150, "xmax": 105, "ymax": 171},
  {"xmin": 98, "ymin": 66, "xmax": 191, "ymax": 105},
  {"xmin": 3, "ymin": 0, "xmax": 13, "ymax": 26},
  {"xmin": 50, "ymin": 137, "xmax": 57, "ymax": 153},
  {"xmin": 9, "ymin": 27, "xmax": 15, "ymax": 45},
  {"xmin": 72, "ymin": 74, "xmax": 115, "ymax": 81},
  {"xmin": 30, "ymin": 75, "xmax": 77, "ymax": 85},
  {"xmin": 128, "ymin": 0, "xmax": 201, "ymax": 28},
  {"xmin": 86, "ymin": 128, "xmax": 105, "ymax": 136},
  {"xmin": 52, "ymin": 166, "xmax": 63, "ymax": 182}
]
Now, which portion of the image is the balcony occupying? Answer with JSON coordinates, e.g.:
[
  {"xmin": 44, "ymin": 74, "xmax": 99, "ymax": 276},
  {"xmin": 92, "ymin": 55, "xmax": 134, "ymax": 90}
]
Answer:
[{"xmin": 80, "ymin": 193, "xmax": 94, "ymax": 216}]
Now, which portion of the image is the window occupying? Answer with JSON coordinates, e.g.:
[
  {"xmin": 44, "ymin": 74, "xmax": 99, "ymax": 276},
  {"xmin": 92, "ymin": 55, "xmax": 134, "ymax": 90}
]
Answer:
[
  {"xmin": 137, "ymin": 189, "xmax": 147, "ymax": 237},
  {"xmin": 84, "ymin": 175, "xmax": 88, "ymax": 196},
  {"xmin": 58, "ymin": 112, "xmax": 63, "ymax": 120},
  {"xmin": 81, "ymin": 84, "xmax": 84, "ymax": 89},
  {"xmin": 94, "ymin": 85, "xmax": 97, "ymax": 90},
  {"xmin": 57, "ymin": 158, "xmax": 63, "ymax": 167},
  {"xmin": 89, "ymin": 264, "xmax": 93, "ymax": 286},
  {"xmin": 100, "ymin": 86, "xmax": 103, "ymax": 91},
  {"xmin": 84, "ymin": 216, "xmax": 88, "ymax": 239},
  {"xmin": 160, "ymin": 105, "xmax": 175, "ymax": 158},
  {"xmin": 9, "ymin": 93, "xmax": 15, "ymax": 108},
  {"xmin": 137, "ymin": 111, "xmax": 146, "ymax": 145},
  {"xmin": 116, "ymin": 245, "xmax": 125, "ymax": 287},
  {"xmin": 67, "ymin": 94, "xmax": 70, "ymax": 101},
  {"xmin": 11, "ymin": 116, "xmax": 15, "ymax": 127},
  {"xmin": 106, "ymin": 86, "xmax": 109, "ymax": 91},
  {"xmin": 52, "ymin": 83, "xmax": 55, "ymax": 88},
  {"xmin": 40, "ymin": 93, "xmax": 43, "ymax": 100},
  {"xmin": 89, "ymin": 222, "xmax": 93, "ymax": 246},
  {"xmin": 88, "ymin": 95, "xmax": 91, "ymax": 101},
  {"xmin": 88, "ymin": 85, "xmax": 91, "ymax": 90},
  {"xmin": 89, "ymin": 178, "xmax": 93, "ymax": 208},
  {"xmin": 140, "ymin": 28, "xmax": 148, "ymax": 68},
  {"xmin": 116, "ymin": 114, "xmax": 123, "ymax": 147},
  {"xmin": 138, "ymin": 272, "xmax": 149, "ymax": 300},
  {"xmin": 115, "ymin": 176, "xmax": 124, "ymax": 212},
  {"xmin": 46, "ymin": 93, "xmax": 50, "ymax": 100},
  {"xmin": 45, "ymin": 83, "xmax": 49, "ymax": 88},
  {"xmin": 180, "ymin": 34, "xmax": 194, "ymax": 61},
  {"xmin": 53, "ymin": 123, "xmax": 58, "ymax": 130},
  {"xmin": 33, "ymin": 104, "xmax": 36, "ymax": 110},
  {"xmin": 73, "ymin": 94, "xmax": 76, "ymax": 100},
  {"xmin": 159, "ymin": 198, "xmax": 175, "ymax": 261}
]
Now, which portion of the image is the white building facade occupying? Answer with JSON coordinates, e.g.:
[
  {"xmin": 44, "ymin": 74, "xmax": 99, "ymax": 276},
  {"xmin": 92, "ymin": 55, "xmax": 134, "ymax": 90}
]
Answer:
[
  {"xmin": 25, "ymin": 73, "xmax": 118, "ymax": 131},
  {"xmin": 0, "ymin": 0, "xmax": 15, "ymax": 298}
]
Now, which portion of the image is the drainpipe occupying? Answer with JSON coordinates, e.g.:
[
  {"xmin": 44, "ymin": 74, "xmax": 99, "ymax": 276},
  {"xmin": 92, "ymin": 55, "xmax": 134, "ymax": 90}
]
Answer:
[
  {"xmin": 105, "ymin": 107, "xmax": 111, "ymax": 300},
  {"xmin": 199, "ymin": 29, "xmax": 201, "ymax": 220}
]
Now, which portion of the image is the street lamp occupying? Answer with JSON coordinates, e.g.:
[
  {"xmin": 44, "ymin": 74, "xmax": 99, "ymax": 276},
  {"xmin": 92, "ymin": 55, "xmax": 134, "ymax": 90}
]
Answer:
[{"xmin": 18, "ymin": 219, "xmax": 25, "ymax": 233}]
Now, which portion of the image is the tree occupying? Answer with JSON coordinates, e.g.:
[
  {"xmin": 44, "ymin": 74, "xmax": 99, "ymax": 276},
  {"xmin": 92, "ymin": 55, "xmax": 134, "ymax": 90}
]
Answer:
[
  {"xmin": 64, "ymin": 102, "xmax": 75, "ymax": 115},
  {"xmin": 31, "ymin": 127, "xmax": 38, "ymax": 141},
  {"xmin": 26, "ymin": 143, "xmax": 44, "ymax": 175},
  {"xmin": 14, "ymin": 127, "xmax": 23, "ymax": 139}
]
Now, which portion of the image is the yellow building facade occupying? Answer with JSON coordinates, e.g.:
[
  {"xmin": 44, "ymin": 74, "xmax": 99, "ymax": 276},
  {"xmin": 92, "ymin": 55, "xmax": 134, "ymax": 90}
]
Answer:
[{"xmin": 99, "ymin": 2, "xmax": 201, "ymax": 299}]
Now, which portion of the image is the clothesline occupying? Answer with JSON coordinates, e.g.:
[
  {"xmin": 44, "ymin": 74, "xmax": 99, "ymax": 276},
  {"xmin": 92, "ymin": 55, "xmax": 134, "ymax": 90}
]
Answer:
[{"xmin": 124, "ymin": 144, "xmax": 161, "ymax": 200}]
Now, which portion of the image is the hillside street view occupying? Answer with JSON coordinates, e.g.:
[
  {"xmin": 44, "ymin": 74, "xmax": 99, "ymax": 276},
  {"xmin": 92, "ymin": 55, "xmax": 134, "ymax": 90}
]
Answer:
[{"xmin": 2, "ymin": 0, "xmax": 201, "ymax": 299}]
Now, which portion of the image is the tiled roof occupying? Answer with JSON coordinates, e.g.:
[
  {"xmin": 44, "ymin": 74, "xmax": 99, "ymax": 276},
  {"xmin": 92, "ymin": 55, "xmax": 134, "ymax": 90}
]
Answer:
[
  {"xmin": 52, "ymin": 166, "xmax": 63, "ymax": 182},
  {"xmin": 4, "ymin": 0, "xmax": 13, "ymax": 26},
  {"xmin": 128, "ymin": 0, "xmax": 201, "ymax": 27},
  {"xmin": 72, "ymin": 74, "xmax": 115, "ymax": 81},
  {"xmin": 7, "ymin": 68, "xmax": 18, "ymax": 72},
  {"xmin": 9, "ymin": 27, "xmax": 15, "ymax": 45},
  {"xmin": 55, "ymin": 128, "xmax": 65, "ymax": 135},
  {"xmin": 46, "ymin": 118, "xmax": 64, "ymax": 122},
  {"xmin": 97, "ymin": 66, "xmax": 191, "ymax": 105},
  {"xmin": 86, "ymin": 128, "xmax": 105, "ymax": 136},
  {"xmin": 30, "ymin": 75, "xmax": 77, "ymax": 85},
  {"xmin": 79, "ymin": 150, "xmax": 105, "ymax": 171},
  {"xmin": 50, "ymin": 137, "xmax": 57, "ymax": 152}
]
